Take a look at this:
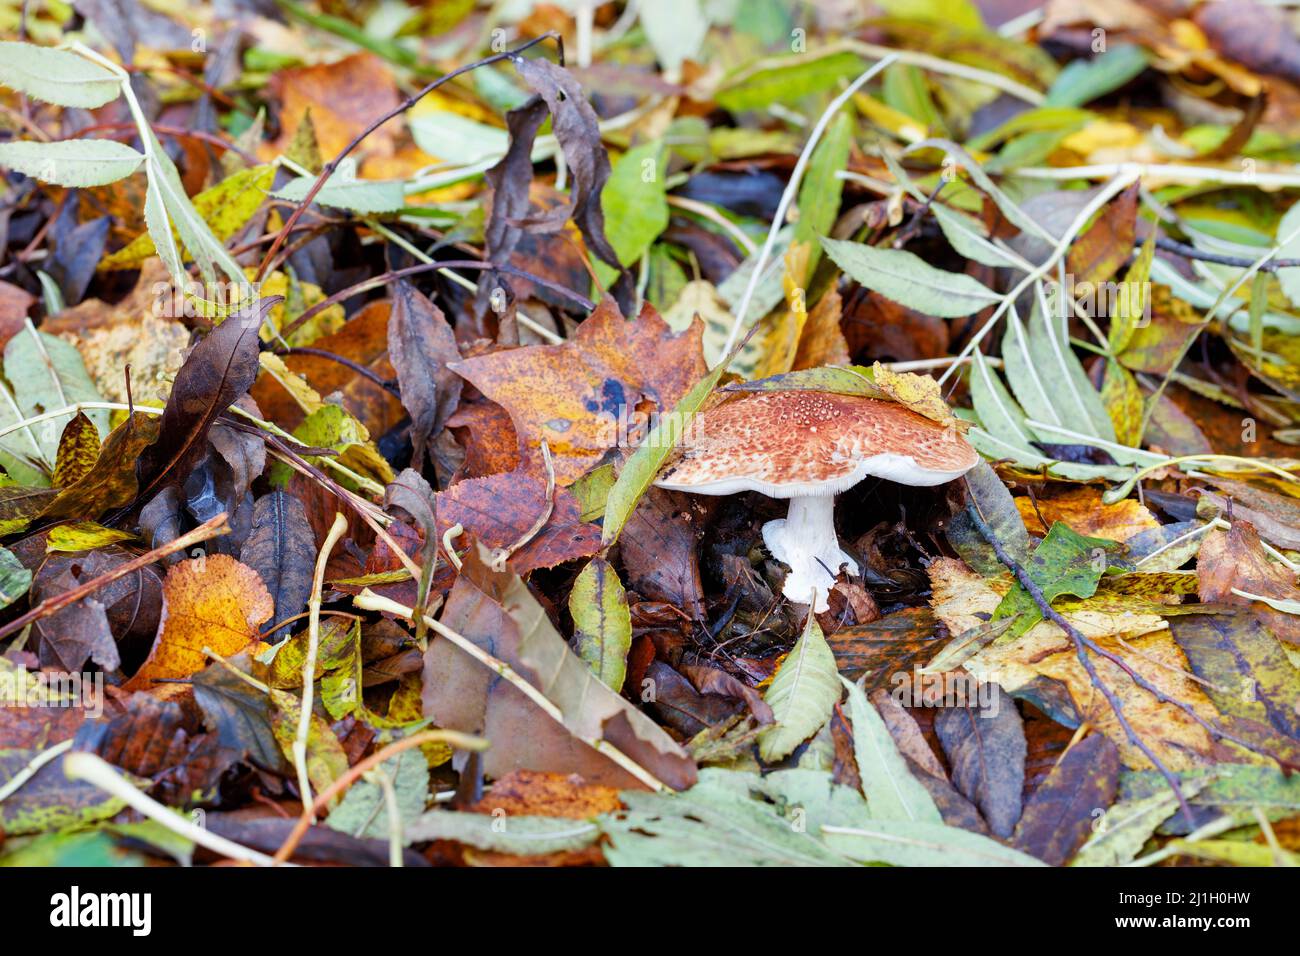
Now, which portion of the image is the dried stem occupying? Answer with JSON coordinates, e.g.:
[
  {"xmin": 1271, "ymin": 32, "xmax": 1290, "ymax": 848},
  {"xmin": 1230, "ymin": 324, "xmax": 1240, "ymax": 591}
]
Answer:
[
  {"xmin": 293, "ymin": 512, "xmax": 349, "ymax": 813},
  {"xmin": 271, "ymin": 728, "xmax": 488, "ymax": 864}
]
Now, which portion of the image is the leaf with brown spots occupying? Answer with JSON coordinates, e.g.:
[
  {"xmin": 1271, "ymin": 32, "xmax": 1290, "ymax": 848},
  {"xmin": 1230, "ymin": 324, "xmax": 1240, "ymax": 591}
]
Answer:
[
  {"xmin": 51, "ymin": 412, "xmax": 101, "ymax": 488},
  {"xmin": 449, "ymin": 298, "xmax": 704, "ymax": 485},
  {"xmin": 44, "ymin": 413, "xmax": 160, "ymax": 520},
  {"xmin": 124, "ymin": 555, "xmax": 274, "ymax": 691}
]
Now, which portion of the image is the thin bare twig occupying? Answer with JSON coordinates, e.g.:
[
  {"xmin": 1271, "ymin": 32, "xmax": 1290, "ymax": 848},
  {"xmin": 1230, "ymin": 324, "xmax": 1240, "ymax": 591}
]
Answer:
[{"xmin": 0, "ymin": 513, "xmax": 229, "ymax": 643}]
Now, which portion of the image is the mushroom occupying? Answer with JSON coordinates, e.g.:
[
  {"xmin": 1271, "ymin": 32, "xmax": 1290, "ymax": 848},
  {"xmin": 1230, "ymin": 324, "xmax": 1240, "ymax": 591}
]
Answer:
[{"xmin": 655, "ymin": 390, "xmax": 979, "ymax": 613}]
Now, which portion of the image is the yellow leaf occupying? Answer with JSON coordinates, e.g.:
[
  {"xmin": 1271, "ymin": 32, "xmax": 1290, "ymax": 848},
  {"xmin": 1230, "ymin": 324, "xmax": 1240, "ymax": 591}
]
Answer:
[
  {"xmin": 871, "ymin": 362, "xmax": 959, "ymax": 426},
  {"xmin": 51, "ymin": 412, "xmax": 101, "ymax": 488},
  {"xmin": 98, "ymin": 165, "xmax": 276, "ymax": 271},
  {"xmin": 46, "ymin": 521, "xmax": 135, "ymax": 553},
  {"xmin": 124, "ymin": 555, "xmax": 274, "ymax": 691}
]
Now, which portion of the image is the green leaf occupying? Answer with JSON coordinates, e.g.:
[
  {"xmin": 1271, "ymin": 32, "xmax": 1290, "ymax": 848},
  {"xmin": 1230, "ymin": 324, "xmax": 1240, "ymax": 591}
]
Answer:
[
  {"xmin": 639, "ymin": 0, "xmax": 708, "ymax": 73},
  {"xmin": 821, "ymin": 237, "xmax": 999, "ymax": 317},
  {"xmin": 602, "ymin": 362, "xmax": 724, "ymax": 546},
  {"xmin": 932, "ymin": 203, "xmax": 1028, "ymax": 270},
  {"xmin": 273, "ymin": 158, "xmax": 405, "ymax": 214},
  {"xmin": 723, "ymin": 364, "xmax": 882, "ymax": 396},
  {"xmin": 794, "ymin": 112, "xmax": 852, "ymax": 281},
  {"xmin": 840, "ymin": 677, "xmax": 943, "ymax": 823},
  {"xmin": 600, "ymin": 769, "xmax": 854, "ymax": 866},
  {"xmin": 1045, "ymin": 45, "xmax": 1149, "ymax": 108},
  {"xmin": 569, "ymin": 556, "xmax": 632, "ymax": 692},
  {"xmin": 0, "ymin": 546, "xmax": 32, "ymax": 609},
  {"xmin": 759, "ymin": 612, "xmax": 841, "ymax": 762},
  {"xmin": 595, "ymin": 140, "xmax": 669, "ymax": 290},
  {"xmin": 3, "ymin": 326, "xmax": 108, "ymax": 469},
  {"xmin": 326, "ymin": 748, "xmax": 429, "ymax": 842},
  {"xmin": 993, "ymin": 522, "xmax": 1125, "ymax": 637},
  {"xmin": 406, "ymin": 811, "xmax": 601, "ymax": 854},
  {"xmin": 1070, "ymin": 781, "xmax": 1207, "ymax": 866},
  {"xmin": 409, "ymin": 111, "xmax": 510, "ymax": 166},
  {"xmin": 822, "ymin": 820, "xmax": 1048, "ymax": 866},
  {"xmin": 100, "ymin": 164, "xmax": 275, "ymax": 271},
  {"xmin": 716, "ymin": 51, "xmax": 867, "ymax": 112},
  {"xmin": 0, "ymin": 42, "xmax": 121, "ymax": 109},
  {"xmin": 0, "ymin": 139, "xmax": 144, "ymax": 187}
]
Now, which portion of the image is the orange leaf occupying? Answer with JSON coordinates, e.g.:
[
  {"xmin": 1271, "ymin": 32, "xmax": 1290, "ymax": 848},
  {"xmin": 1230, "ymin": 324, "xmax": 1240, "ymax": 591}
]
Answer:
[
  {"xmin": 125, "ymin": 555, "xmax": 274, "ymax": 691},
  {"xmin": 449, "ymin": 297, "xmax": 706, "ymax": 485}
]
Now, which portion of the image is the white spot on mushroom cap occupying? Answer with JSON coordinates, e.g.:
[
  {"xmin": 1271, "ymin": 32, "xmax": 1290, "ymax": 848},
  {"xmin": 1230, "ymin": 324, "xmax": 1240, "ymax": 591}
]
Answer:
[{"xmin": 655, "ymin": 390, "xmax": 979, "ymax": 497}]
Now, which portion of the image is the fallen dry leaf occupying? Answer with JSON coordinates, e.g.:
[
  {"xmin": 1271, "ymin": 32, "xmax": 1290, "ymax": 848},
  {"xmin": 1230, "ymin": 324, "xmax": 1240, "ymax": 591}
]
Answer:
[{"xmin": 125, "ymin": 554, "xmax": 274, "ymax": 691}]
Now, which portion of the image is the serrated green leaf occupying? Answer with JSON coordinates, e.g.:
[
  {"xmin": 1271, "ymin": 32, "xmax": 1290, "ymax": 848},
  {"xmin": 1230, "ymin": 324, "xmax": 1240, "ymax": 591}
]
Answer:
[
  {"xmin": 0, "ymin": 42, "xmax": 121, "ymax": 109},
  {"xmin": 0, "ymin": 139, "xmax": 144, "ymax": 187},
  {"xmin": 821, "ymin": 237, "xmax": 999, "ymax": 317},
  {"xmin": 759, "ymin": 613, "xmax": 841, "ymax": 762}
]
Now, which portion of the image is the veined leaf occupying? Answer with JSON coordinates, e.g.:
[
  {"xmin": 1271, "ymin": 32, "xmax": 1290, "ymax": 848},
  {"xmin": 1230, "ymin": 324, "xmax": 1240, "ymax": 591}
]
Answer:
[
  {"xmin": 273, "ymin": 158, "xmax": 405, "ymax": 214},
  {"xmin": 759, "ymin": 612, "xmax": 841, "ymax": 762},
  {"xmin": 3, "ymin": 326, "xmax": 108, "ymax": 469},
  {"xmin": 99, "ymin": 164, "xmax": 275, "ymax": 271},
  {"xmin": 569, "ymin": 557, "xmax": 632, "ymax": 692},
  {"xmin": 822, "ymin": 820, "xmax": 1048, "ymax": 867},
  {"xmin": 0, "ymin": 139, "xmax": 144, "ymax": 187},
  {"xmin": 841, "ymin": 676, "xmax": 943, "ymax": 823},
  {"xmin": 0, "ymin": 42, "xmax": 121, "ymax": 108},
  {"xmin": 821, "ymin": 237, "xmax": 999, "ymax": 318}
]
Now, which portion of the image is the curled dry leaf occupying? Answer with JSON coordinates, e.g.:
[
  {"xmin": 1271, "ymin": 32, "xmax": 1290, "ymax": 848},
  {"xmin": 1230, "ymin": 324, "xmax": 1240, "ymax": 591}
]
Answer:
[{"xmin": 387, "ymin": 281, "xmax": 463, "ymax": 468}]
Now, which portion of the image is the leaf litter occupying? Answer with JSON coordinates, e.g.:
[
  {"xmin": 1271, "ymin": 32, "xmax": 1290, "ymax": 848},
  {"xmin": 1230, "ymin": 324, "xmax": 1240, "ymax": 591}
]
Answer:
[{"xmin": 0, "ymin": 0, "xmax": 1297, "ymax": 871}]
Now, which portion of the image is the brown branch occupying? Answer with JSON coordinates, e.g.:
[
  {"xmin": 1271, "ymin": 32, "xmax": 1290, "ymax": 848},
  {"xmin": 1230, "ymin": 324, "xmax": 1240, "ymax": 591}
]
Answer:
[
  {"xmin": 1152, "ymin": 236, "xmax": 1300, "ymax": 272},
  {"xmin": 276, "ymin": 347, "xmax": 400, "ymax": 397},
  {"xmin": 0, "ymin": 513, "xmax": 230, "ymax": 643},
  {"xmin": 962, "ymin": 487, "xmax": 1195, "ymax": 824}
]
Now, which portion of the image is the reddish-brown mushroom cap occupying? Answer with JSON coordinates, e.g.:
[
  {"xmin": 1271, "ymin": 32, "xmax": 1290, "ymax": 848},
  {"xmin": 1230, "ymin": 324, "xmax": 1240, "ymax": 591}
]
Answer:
[{"xmin": 656, "ymin": 390, "xmax": 980, "ymax": 497}]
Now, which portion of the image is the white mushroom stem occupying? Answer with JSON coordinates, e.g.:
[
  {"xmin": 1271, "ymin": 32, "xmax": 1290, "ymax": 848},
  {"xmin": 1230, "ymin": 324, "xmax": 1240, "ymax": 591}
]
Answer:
[{"xmin": 761, "ymin": 495, "xmax": 858, "ymax": 614}]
